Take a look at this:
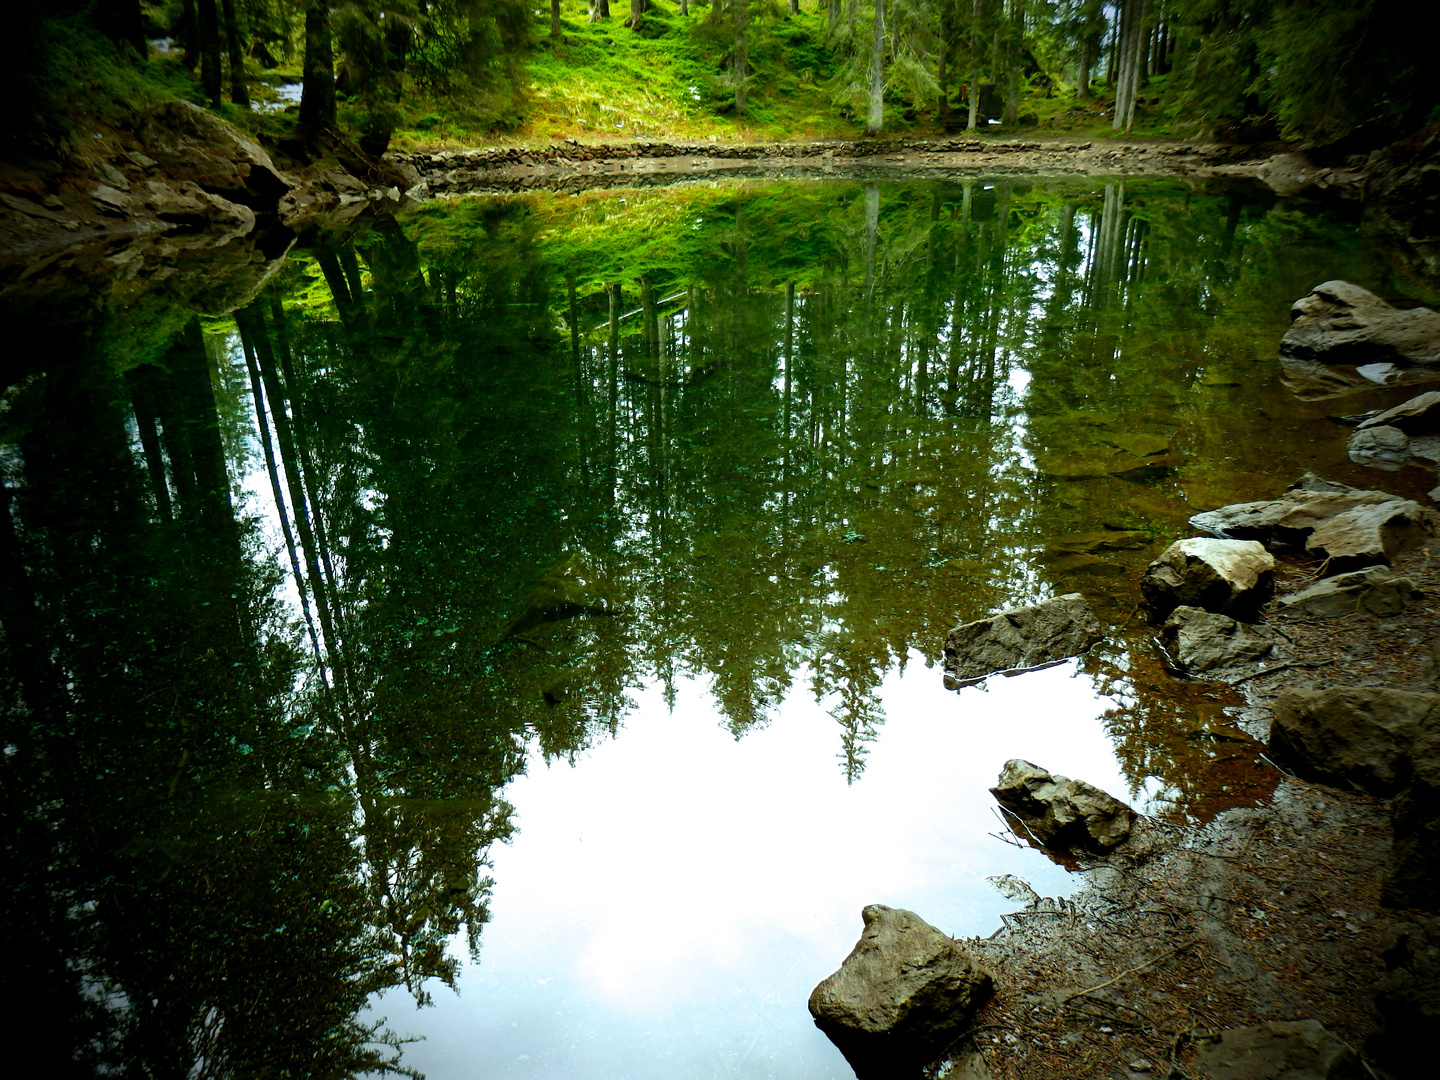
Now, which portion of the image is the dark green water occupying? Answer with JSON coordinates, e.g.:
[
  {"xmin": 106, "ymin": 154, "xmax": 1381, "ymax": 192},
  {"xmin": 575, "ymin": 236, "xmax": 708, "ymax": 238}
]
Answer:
[{"xmin": 1, "ymin": 176, "xmax": 1427, "ymax": 1078}]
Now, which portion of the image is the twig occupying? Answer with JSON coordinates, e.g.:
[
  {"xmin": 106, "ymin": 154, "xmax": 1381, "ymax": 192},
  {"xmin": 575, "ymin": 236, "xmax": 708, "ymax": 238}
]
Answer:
[
  {"xmin": 1061, "ymin": 938, "xmax": 1201, "ymax": 1004},
  {"xmin": 1228, "ymin": 658, "xmax": 1333, "ymax": 686}
]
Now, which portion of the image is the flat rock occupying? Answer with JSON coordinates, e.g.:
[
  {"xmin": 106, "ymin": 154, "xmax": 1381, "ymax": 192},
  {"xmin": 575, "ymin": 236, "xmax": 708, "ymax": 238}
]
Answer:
[
  {"xmin": 990, "ymin": 759, "xmax": 1136, "ymax": 852},
  {"xmin": 1280, "ymin": 281, "xmax": 1440, "ymax": 401},
  {"xmin": 1196, "ymin": 1019, "xmax": 1361, "ymax": 1080},
  {"xmin": 1358, "ymin": 390, "xmax": 1440, "ymax": 434},
  {"xmin": 1161, "ymin": 606, "xmax": 1277, "ymax": 673},
  {"xmin": 1304, "ymin": 498, "xmax": 1428, "ymax": 573},
  {"xmin": 1140, "ymin": 538, "xmax": 1274, "ymax": 619},
  {"xmin": 1371, "ymin": 915, "xmax": 1440, "ymax": 1076},
  {"xmin": 140, "ymin": 99, "xmax": 291, "ymax": 208},
  {"xmin": 1277, "ymin": 565, "xmax": 1421, "ymax": 617},
  {"xmin": 1268, "ymin": 687, "xmax": 1440, "ymax": 796},
  {"xmin": 808, "ymin": 905, "xmax": 992, "ymax": 1079},
  {"xmin": 942, "ymin": 593, "xmax": 1103, "ymax": 689}
]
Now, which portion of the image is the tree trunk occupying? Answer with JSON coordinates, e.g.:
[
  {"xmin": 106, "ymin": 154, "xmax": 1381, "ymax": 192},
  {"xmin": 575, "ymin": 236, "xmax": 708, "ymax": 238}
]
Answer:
[
  {"xmin": 681, "ymin": 0, "xmax": 688, "ymax": 14},
  {"xmin": 626, "ymin": 0, "xmax": 647, "ymax": 29},
  {"xmin": 1002, "ymin": 0, "xmax": 1023, "ymax": 126},
  {"xmin": 180, "ymin": 0, "xmax": 199, "ymax": 68},
  {"xmin": 866, "ymin": 0, "xmax": 884, "ymax": 135},
  {"xmin": 789, "ymin": 0, "xmax": 798, "ymax": 14},
  {"xmin": 1106, "ymin": 8, "xmax": 1119, "ymax": 87},
  {"xmin": 221, "ymin": 0, "xmax": 249, "ymax": 107},
  {"xmin": 299, "ymin": 3, "xmax": 336, "ymax": 135},
  {"xmin": 937, "ymin": 33, "xmax": 948, "ymax": 122},
  {"xmin": 552, "ymin": 0, "xmax": 561, "ymax": 37},
  {"xmin": 1076, "ymin": 40, "xmax": 1090, "ymax": 100},
  {"xmin": 966, "ymin": 0, "xmax": 983, "ymax": 132},
  {"xmin": 590, "ymin": 0, "xmax": 610, "ymax": 22},
  {"xmin": 197, "ymin": 0, "xmax": 223, "ymax": 105},
  {"xmin": 733, "ymin": 0, "xmax": 748, "ymax": 117}
]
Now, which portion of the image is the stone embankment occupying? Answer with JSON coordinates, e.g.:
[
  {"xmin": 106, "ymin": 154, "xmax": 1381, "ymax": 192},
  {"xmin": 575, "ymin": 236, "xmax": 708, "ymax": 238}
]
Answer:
[{"xmin": 394, "ymin": 138, "xmax": 1253, "ymax": 197}]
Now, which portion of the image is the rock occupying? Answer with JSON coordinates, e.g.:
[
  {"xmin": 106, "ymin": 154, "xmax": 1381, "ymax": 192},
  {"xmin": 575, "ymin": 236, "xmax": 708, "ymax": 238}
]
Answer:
[
  {"xmin": 1277, "ymin": 565, "xmax": 1422, "ymax": 617},
  {"xmin": 1195, "ymin": 1019, "xmax": 1361, "ymax": 1080},
  {"xmin": 1258, "ymin": 152, "xmax": 1323, "ymax": 197},
  {"xmin": 808, "ymin": 905, "xmax": 992, "ymax": 1079},
  {"xmin": 1304, "ymin": 498, "xmax": 1428, "ymax": 573},
  {"xmin": 1370, "ymin": 915, "xmax": 1440, "ymax": 1076},
  {"xmin": 990, "ymin": 759, "xmax": 1136, "ymax": 852},
  {"xmin": 139, "ymin": 99, "xmax": 291, "ymax": 209},
  {"xmin": 1358, "ymin": 391, "xmax": 1440, "ymax": 435},
  {"xmin": 1190, "ymin": 476, "xmax": 1427, "ymax": 568},
  {"xmin": 1140, "ymin": 538, "xmax": 1274, "ymax": 620},
  {"xmin": 1268, "ymin": 687, "xmax": 1440, "ymax": 796},
  {"xmin": 942, "ymin": 593, "xmax": 1103, "ymax": 689},
  {"xmin": 1348, "ymin": 424, "xmax": 1412, "ymax": 469},
  {"xmin": 90, "ymin": 184, "xmax": 134, "ymax": 216},
  {"xmin": 1280, "ymin": 282, "xmax": 1440, "ymax": 402},
  {"xmin": 1384, "ymin": 728, "xmax": 1440, "ymax": 910},
  {"xmin": 1161, "ymin": 607, "xmax": 1277, "ymax": 673},
  {"xmin": 93, "ymin": 161, "xmax": 131, "ymax": 191}
]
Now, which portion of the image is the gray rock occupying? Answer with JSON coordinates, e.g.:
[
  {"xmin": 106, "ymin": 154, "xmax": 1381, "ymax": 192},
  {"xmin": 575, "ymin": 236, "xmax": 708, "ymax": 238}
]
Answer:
[
  {"xmin": 1140, "ymin": 538, "xmax": 1274, "ymax": 619},
  {"xmin": 1385, "ymin": 728, "xmax": 1440, "ymax": 911},
  {"xmin": 1304, "ymin": 498, "xmax": 1428, "ymax": 573},
  {"xmin": 1280, "ymin": 281, "xmax": 1440, "ymax": 401},
  {"xmin": 90, "ymin": 184, "xmax": 134, "ymax": 216},
  {"xmin": 1196, "ymin": 1019, "xmax": 1361, "ymax": 1080},
  {"xmin": 942, "ymin": 593, "xmax": 1103, "ymax": 689},
  {"xmin": 1348, "ymin": 423, "xmax": 1412, "ymax": 469},
  {"xmin": 1358, "ymin": 391, "xmax": 1440, "ymax": 435},
  {"xmin": 140, "ymin": 99, "xmax": 291, "ymax": 208},
  {"xmin": 1268, "ymin": 687, "xmax": 1440, "ymax": 796},
  {"xmin": 990, "ymin": 759, "xmax": 1136, "ymax": 852},
  {"xmin": 808, "ymin": 905, "xmax": 992, "ymax": 1079},
  {"xmin": 1190, "ymin": 475, "xmax": 1429, "ymax": 572},
  {"xmin": 1258, "ymin": 152, "xmax": 1323, "ymax": 197},
  {"xmin": 1161, "ymin": 606, "xmax": 1277, "ymax": 673},
  {"xmin": 93, "ymin": 161, "xmax": 131, "ymax": 191},
  {"xmin": 1277, "ymin": 565, "xmax": 1422, "ymax": 617},
  {"xmin": 1371, "ymin": 915, "xmax": 1440, "ymax": 1076}
]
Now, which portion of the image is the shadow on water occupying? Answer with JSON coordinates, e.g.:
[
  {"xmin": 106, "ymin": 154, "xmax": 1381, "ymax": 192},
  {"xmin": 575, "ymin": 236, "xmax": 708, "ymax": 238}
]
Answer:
[{"xmin": 1, "ymin": 175, "xmax": 1427, "ymax": 1076}]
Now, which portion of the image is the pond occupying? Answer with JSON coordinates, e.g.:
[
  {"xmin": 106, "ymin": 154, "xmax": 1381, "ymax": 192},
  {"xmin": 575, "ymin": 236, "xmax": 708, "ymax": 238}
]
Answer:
[{"xmin": 1, "ymin": 174, "xmax": 1429, "ymax": 1079}]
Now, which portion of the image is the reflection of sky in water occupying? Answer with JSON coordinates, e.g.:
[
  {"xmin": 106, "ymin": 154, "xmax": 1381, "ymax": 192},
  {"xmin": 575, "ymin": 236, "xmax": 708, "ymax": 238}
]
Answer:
[
  {"xmin": 376, "ymin": 657, "xmax": 1122, "ymax": 1079},
  {"xmin": 254, "ymin": 82, "xmax": 304, "ymax": 114}
]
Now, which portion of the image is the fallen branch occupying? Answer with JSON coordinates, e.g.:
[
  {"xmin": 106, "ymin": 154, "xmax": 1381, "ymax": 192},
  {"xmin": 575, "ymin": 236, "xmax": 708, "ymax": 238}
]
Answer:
[
  {"xmin": 1062, "ymin": 938, "xmax": 1201, "ymax": 1004},
  {"xmin": 1228, "ymin": 658, "xmax": 1333, "ymax": 686}
]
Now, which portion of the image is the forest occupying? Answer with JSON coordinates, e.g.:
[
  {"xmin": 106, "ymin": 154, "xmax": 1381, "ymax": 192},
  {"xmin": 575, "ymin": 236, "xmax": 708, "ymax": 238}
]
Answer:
[{"xmin": 6, "ymin": 0, "xmax": 1440, "ymax": 159}]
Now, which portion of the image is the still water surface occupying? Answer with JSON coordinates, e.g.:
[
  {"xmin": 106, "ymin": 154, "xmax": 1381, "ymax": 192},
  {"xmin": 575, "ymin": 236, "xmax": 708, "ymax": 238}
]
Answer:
[{"xmin": 1, "ymin": 175, "xmax": 1425, "ymax": 1077}]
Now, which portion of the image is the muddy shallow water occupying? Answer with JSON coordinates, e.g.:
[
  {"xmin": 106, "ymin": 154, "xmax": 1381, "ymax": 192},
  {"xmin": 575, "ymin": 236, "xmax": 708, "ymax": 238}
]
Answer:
[{"xmin": 2, "ymin": 174, "xmax": 1433, "ymax": 1078}]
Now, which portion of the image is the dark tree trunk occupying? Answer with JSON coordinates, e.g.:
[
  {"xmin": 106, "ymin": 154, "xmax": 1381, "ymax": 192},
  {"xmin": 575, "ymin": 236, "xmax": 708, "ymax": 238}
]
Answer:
[
  {"xmin": 1077, "ymin": 40, "xmax": 1092, "ymax": 100},
  {"xmin": 551, "ymin": 0, "xmax": 561, "ymax": 37},
  {"xmin": 1002, "ymin": 0, "xmax": 1024, "ymax": 126},
  {"xmin": 99, "ymin": 0, "xmax": 148, "ymax": 58},
  {"xmin": 733, "ymin": 0, "xmax": 748, "ymax": 117},
  {"xmin": 221, "ymin": 0, "xmax": 249, "ymax": 107},
  {"xmin": 197, "ymin": 0, "xmax": 223, "ymax": 105},
  {"xmin": 299, "ymin": 3, "xmax": 336, "ymax": 135},
  {"xmin": 937, "ymin": 33, "xmax": 948, "ymax": 122},
  {"xmin": 180, "ymin": 0, "xmax": 199, "ymax": 68},
  {"xmin": 626, "ymin": 0, "xmax": 647, "ymax": 29},
  {"xmin": 866, "ymin": 0, "xmax": 884, "ymax": 134},
  {"xmin": 788, "ymin": 0, "xmax": 798, "ymax": 14},
  {"xmin": 590, "ymin": 0, "xmax": 609, "ymax": 21}
]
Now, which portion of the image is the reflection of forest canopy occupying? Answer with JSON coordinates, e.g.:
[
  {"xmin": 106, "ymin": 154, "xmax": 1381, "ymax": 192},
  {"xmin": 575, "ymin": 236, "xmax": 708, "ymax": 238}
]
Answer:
[{"xmin": 1, "ymin": 177, "xmax": 1374, "ymax": 1075}]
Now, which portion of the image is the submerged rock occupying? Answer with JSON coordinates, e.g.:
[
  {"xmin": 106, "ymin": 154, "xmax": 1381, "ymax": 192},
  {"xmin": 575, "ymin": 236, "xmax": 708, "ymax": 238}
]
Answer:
[
  {"xmin": 1161, "ymin": 606, "xmax": 1277, "ymax": 673},
  {"xmin": 1280, "ymin": 280, "xmax": 1440, "ymax": 400},
  {"xmin": 942, "ymin": 593, "xmax": 1103, "ymax": 689},
  {"xmin": 1268, "ymin": 687, "xmax": 1440, "ymax": 796},
  {"xmin": 1371, "ymin": 915, "xmax": 1440, "ymax": 1076},
  {"xmin": 1196, "ymin": 1019, "xmax": 1361, "ymax": 1080},
  {"xmin": 808, "ymin": 905, "xmax": 992, "ymax": 1079},
  {"xmin": 1277, "ymin": 565, "xmax": 1422, "ymax": 618},
  {"xmin": 1140, "ymin": 538, "xmax": 1274, "ymax": 620},
  {"xmin": 990, "ymin": 759, "xmax": 1136, "ymax": 852}
]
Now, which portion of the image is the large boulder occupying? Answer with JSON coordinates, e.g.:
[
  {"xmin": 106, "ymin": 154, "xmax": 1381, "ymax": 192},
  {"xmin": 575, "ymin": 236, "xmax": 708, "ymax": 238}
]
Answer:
[
  {"xmin": 1161, "ymin": 606, "xmax": 1278, "ymax": 673},
  {"xmin": 1384, "ymin": 728, "xmax": 1440, "ymax": 911},
  {"xmin": 808, "ymin": 905, "xmax": 993, "ymax": 1079},
  {"xmin": 1304, "ymin": 498, "xmax": 1428, "ymax": 572},
  {"xmin": 1268, "ymin": 687, "xmax": 1440, "ymax": 796},
  {"xmin": 1371, "ymin": 915, "xmax": 1440, "ymax": 1076},
  {"xmin": 1276, "ymin": 565, "xmax": 1422, "ymax": 618},
  {"xmin": 1140, "ymin": 538, "xmax": 1274, "ymax": 619},
  {"xmin": 942, "ymin": 593, "xmax": 1103, "ymax": 690},
  {"xmin": 1357, "ymin": 391, "xmax": 1440, "ymax": 435},
  {"xmin": 139, "ymin": 100, "xmax": 291, "ymax": 209},
  {"xmin": 990, "ymin": 759, "xmax": 1136, "ymax": 852},
  {"xmin": 1196, "ymin": 1019, "xmax": 1361, "ymax": 1080},
  {"xmin": 1348, "ymin": 423, "xmax": 1413, "ymax": 469},
  {"xmin": 1280, "ymin": 281, "xmax": 1440, "ymax": 400}
]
